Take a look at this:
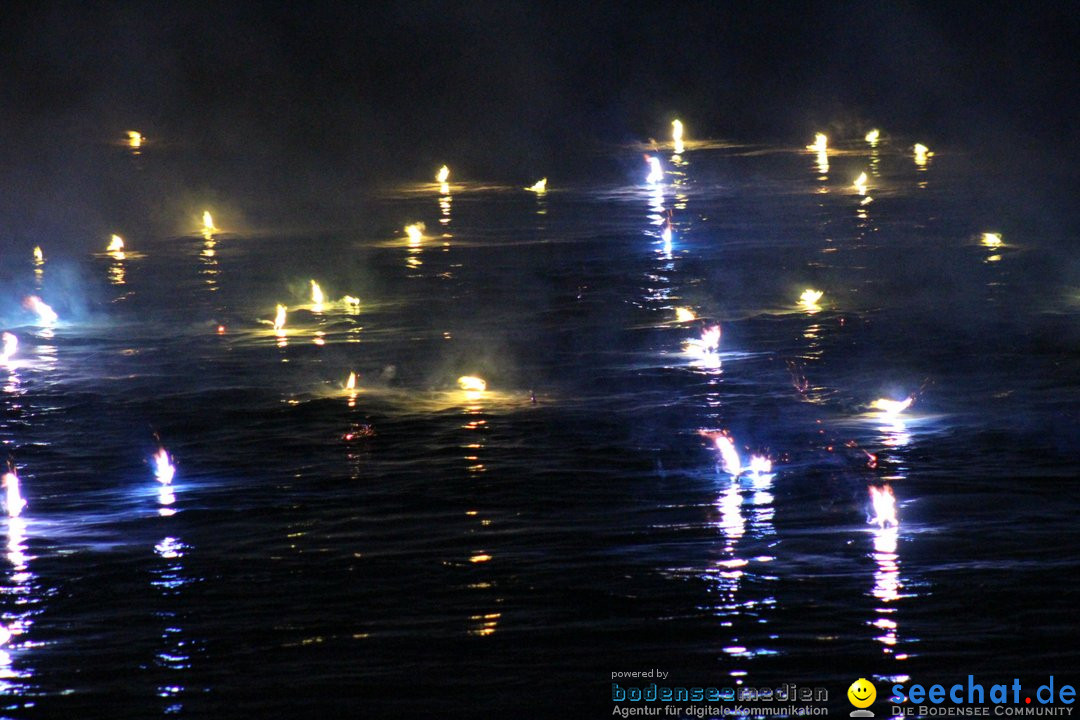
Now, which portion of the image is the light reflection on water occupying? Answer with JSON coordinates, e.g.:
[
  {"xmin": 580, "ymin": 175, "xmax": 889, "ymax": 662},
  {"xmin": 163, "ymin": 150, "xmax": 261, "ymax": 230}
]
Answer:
[{"xmin": 0, "ymin": 137, "xmax": 1074, "ymax": 714}]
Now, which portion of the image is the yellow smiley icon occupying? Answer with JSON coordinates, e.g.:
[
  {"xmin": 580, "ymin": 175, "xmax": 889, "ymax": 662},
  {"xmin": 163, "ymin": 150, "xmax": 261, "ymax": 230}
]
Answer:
[{"xmin": 848, "ymin": 678, "xmax": 877, "ymax": 708}]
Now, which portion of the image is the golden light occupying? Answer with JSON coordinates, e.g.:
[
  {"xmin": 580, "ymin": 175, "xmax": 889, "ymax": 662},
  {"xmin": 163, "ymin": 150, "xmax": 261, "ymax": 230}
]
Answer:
[
  {"xmin": 342, "ymin": 295, "xmax": 361, "ymax": 309},
  {"xmin": 273, "ymin": 304, "xmax": 287, "ymax": 333},
  {"xmin": 869, "ymin": 485, "xmax": 899, "ymax": 528},
  {"xmin": 152, "ymin": 447, "xmax": 176, "ymax": 485},
  {"xmin": 675, "ymin": 307, "xmax": 696, "ymax": 323},
  {"xmin": 854, "ymin": 172, "xmax": 869, "ymax": 195},
  {"xmin": 2, "ymin": 467, "xmax": 26, "ymax": 518},
  {"xmin": 23, "ymin": 296, "xmax": 58, "ymax": 325},
  {"xmin": 107, "ymin": 234, "xmax": 125, "ymax": 253},
  {"xmin": 871, "ymin": 397, "xmax": 913, "ymax": 416},
  {"xmin": 127, "ymin": 130, "xmax": 143, "ymax": 149},
  {"xmin": 346, "ymin": 372, "xmax": 357, "ymax": 392},
  {"xmin": 405, "ymin": 223, "xmax": 424, "ymax": 246},
  {"xmin": 310, "ymin": 280, "xmax": 325, "ymax": 311},
  {"xmin": 0, "ymin": 333, "xmax": 17, "ymax": 364},
  {"xmin": 865, "ymin": 129, "xmax": 880, "ymax": 144},
  {"xmin": 202, "ymin": 211, "xmax": 217, "ymax": 234},
  {"xmin": 672, "ymin": 119, "xmax": 685, "ymax": 154},
  {"xmin": 457, "ymin": 376, "xmax": 487, "ymax": 393},
  {"xmin": 981, "ymin": 232, "xmax": 1003, "ymax": 249},
  {"xmin": 807, "ymin": 133, "xmax": 828, "ymax": 153},
  {"xmin": 32, "ymin": 247, "xmax": 43, "ymax": 265},
  {"xmin": 469, "ymin": 552, "xmax": 492, "ymax": 564},
  {"xmin": 527, "ymin": 178, "xmax": 548, "ymax": 193},
  {"xmin": 799, "ymin": 288, "xmax": 823, "ymax": 312},
  {"xmin": 913, "ymin": 143, "xmax": 933, "ymax": 167},
  {"xmin": 436, "ymin": 165, "xmax": 450, "ymax": 184},
  {"xmin": 645, "ymin": 155, "xmax": 663, "ymax": 184}
]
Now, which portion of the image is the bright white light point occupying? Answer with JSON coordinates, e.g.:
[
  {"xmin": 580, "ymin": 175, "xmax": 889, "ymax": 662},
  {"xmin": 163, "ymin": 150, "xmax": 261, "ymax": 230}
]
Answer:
[
  {"xmin": 808, "ymin": 133, "xmax": 828, "ymax": 152},
  {"xmin": 871, "ymin": 397, "xmax": 913, "ymax": 415},
  {"xmin": 405, "ymin": 223, "xmax": 424, "ymax": 246},
  {"xmin": 1, "ymin": 470, "xmax": 26, "ymax": 518},
  {"xmin": 202, "ymin": 211, "xmax": 216, "ymax": 232},
  {"xmin": 747, "ymin": 455, "xmax": 772, "ymax": 476},
  {"xmin": 913, "ymin": 143, "xmax": 932, "ymax": 166},
  {"xmin": 346, "ymin": 372, "xmax": 357, "ymax": 391},
  {"xmin": 24, "ymin": 296, "xmax": 58, "ymax": 325},
  {"xmin": 458, "ymin": 376, "xmax": 487, "ymax": 392},
  {"xmin": 127, "ymin": 130, "xmax": 143, "ymax": 148},
  {"xmin": 981, "ymin": 232, "xmax": 1003, "ymax": 249},
  {"xmin": 645, "ymin": 156, "xmax": 663, "ymax": 184},
  {"xmin": 854, "ymin": 172, "xmax": 869, "ymax": 195},
  {"xmin": 33, "ymin": 247, "xmax": 43, "ymax": 264},
  {"xmin": 527, "ymin": 178, "xmax": 547, "ymax": 193},
  {"xmin": 108, "ymin": 234, "xmax": 125, "ymax": 252},
  {"xmin": 436, "ymin": 165, "xmax": 450, "ymax": 184},
  {"xmin": 799, "ymin": 289, "xmax": 823, "ymax": 310},
  {"xmin": 713, "ymin": 434, "xmax": 742, "ymax": 476},
  {"xmin": 153, "ymin": 448, "xmax": 176, "ymax": 485},
  {"xmin": 0, "ymin": 333, "xmax": 17, "ymax": 364},
  {"xmin": 675, "ymin": 307, "xmax": 696, "ymax": 323},
  {"xmin": 869, "ymin": 485, "xmax": 899, "ymax": 528},
  {"xmin": 865, "ymin": 129, "xmax": 880, "ymax": 143}
]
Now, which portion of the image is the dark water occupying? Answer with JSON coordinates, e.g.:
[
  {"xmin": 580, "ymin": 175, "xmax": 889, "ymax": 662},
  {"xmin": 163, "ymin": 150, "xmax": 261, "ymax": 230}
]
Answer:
[{"xmin": 1, "ymin": 139, "xmax": 1078, "ymax": 717}]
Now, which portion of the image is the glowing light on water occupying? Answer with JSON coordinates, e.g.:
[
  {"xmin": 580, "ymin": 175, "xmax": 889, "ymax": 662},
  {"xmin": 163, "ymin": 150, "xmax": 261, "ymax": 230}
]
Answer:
[
  {"xmin": 310, "ymin": 280, "xmax": 325, "ymax": 311},
  {"xmin": 645, "ymin": 155, "xmax": 663, "ymax": 184},
  {"xmin": 684, "ymin": 325, "xmax": 721, "ymax": 356},
  {"xmin": 799, "ymin": 288, "xmax": 823, "ymax": 312},
  {"xmin": 807, "ymin": 133, "xmax": 828, "ymax": 153},
  {"xmin": 273, "ymin": 304, "xmax": 287, "ymax": 334},
  {"xmin": 869, "ymin": 485, "xmax": 898, "ymax": 528},
  {"xmin": 23, "ymin": 296, "xmax": 58, "ymax": 325},
  {"xmin": 457, "ymin": 376, "xmax": 487, "ymax": 393},
  {"xmin": 342, "ymin": 295, "xmax": 360, "ymax": 310},
  {"xmin": 981, "ymin": 232, "xmax": 1003, "ymax": 249},
  {"xmin": 346, "ymin": 372, "xmax": 357, "ymax": 391},
  {"xmin": 672, "ymin": 119, "xmax": 685, "ymax": 154},
  {"xmin": 33, "ymin": 247, "xmax": 43, "ymax": 265},
  {"xmin": 202, "ymin": 211, "xmax": 216, "ymax": 235},
  {"xmin": 527, "ymin": 178, "xmax": 547, "ymax": 193},
  {"xmin": 854, "ymin": 172, "xmax": 869, "ymax": 195},
  {"xmin": 0, "ymin": 333, "xmax": 17, "ymax": 364},
  {"xmin": 712, "ymin": 433, "xmax": 743, "ymax": 476},
  {"xmin": 436, "ymin": 165, "xmax": 450, "ymax": 185},
  {"xmin": 871, "ymin": 396, "xmax": 913, "ymax": 416},
  {"xmin": 865, "ymin": 129, "xmax": 880, "ymax": 144},
  {"xmin": 153, "ymin": 447, "xmax": 176, "ymax": 485},
  {"xmin": 2, "ymin": 467, "xmax": 26, "ymax": 518},
  {"xmin": 675, "ymin": 307, "xmax": 696, "ymax": 323},
  {"xmin": 746, "ymin": 455, "xmax": 773, "ymax": 477},
  {"xmin": 405, "ymin": 223, "xmax": 424, "ymax": 246},
  {"xmin": 913, "ymin": 143, "xmax": 933, "ymax": 167},
  {"xmin": 127, "ymin": 130, "xmax": 143, "ymax": 149},
  {"xmin": 661, "ymin": 222, "xmax": 673, "ymax": 255}
]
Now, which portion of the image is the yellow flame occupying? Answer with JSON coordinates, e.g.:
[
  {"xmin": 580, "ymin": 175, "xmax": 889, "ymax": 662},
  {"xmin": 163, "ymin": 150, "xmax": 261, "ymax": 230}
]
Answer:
[
  {"xmin": 346, "ymin": 372, "xmax": 357, "ymax": 391},
  {"xmin": 854, "ymin": 172, "xmax": 869, "ymax": 195},
  {"xmin": 871, "ymin": 397, "xmax": 912, "ymax": 415},
  {"xmin": 675, "ymin": 307, "xmax": 696, "ymax": 322},
  {"xmin": 981, "ymin": 232, "xmax": 1003, "ymax": 249},
  {"xmin": 152, "ymin": 447, "xmax": 176, "ymax": 485},
  {"xmin": 311, "ymin": 280, "xmax": 324, "ymax": 310},
  {"xmin": 202, "ymin": 211, "xmax": 216, "ymax": 233},
  {"xmin": 672, "ymin": 119, "xmax": 685, "ymax": 154},
  {"xmin": 458, "ymin": 376, "xmax": 487, "ymax": 392},
  {"xmin": 799, "ymin": 289, "xmax": 823, "ymax": 311},
  {"xmin": 405, "ymin": 223, "xmax": 424, "ymax": 246},
  {"xmin": 273, "ymin": 304, "xmax": 287, "ymax": 332},
  {"xmin": 527, "ymin": 178, "xmax": 547, "ymax": 193},
  {"xmin": 807, "ymin": 133, "xmax": 828, "ymax": 152},
  {"xmin": 865, "ymin": 129, "xmax": 880, "ymax": 144},
  {"xmin": 342, "ymin": 295, "xmax": 360, "ymax": 308},
  {"xmin": 436, "ymin": 165, "xmax": 450, "ymax": 184},
  {"xmin": 32, "ymin": 247, "xmax": 43, "ymax": 265},
  {"xmin": 913, "ymin": 143, "xmax": 933, "ymax": 167},
  {"xmin": 107, "ymin": 234, "xmax": 125, "ymax": 253},
  {"xmin": 127, "ymin": 130, "xmax": 143, "ymax": 149}
]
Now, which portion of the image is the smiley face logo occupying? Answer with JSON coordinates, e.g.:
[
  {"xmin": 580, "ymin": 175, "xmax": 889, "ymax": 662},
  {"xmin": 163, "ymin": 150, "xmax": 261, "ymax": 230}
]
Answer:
[{"xmin": 848, "ymin": 678, "xmax": 877, "ymax": 708}]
